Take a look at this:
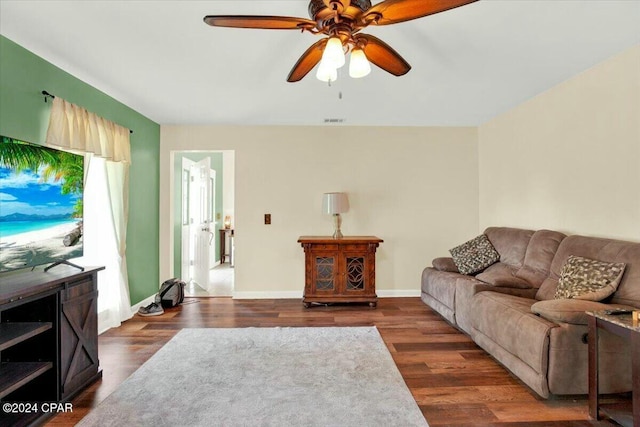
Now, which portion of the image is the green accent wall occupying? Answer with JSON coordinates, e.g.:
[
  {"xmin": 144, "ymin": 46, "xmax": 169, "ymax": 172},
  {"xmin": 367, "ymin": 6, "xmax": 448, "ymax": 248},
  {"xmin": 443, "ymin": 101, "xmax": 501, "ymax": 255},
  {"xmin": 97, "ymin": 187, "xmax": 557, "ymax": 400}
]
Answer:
[
  {"xmin": 0, "ymin": 35, "xmax": 160, "ymax": 305},
  {"xmin": 172, "ymin": 152, "xmax": 224, "ymax": 278}
]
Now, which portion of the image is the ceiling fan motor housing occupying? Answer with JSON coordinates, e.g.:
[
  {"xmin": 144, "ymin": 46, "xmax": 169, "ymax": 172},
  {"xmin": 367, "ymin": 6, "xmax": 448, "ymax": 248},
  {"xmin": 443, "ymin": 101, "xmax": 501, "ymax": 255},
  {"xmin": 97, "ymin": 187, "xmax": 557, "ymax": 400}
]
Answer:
[{"xmin": 308, "ymin": 0, "xmax": 372, "ymax": 23}]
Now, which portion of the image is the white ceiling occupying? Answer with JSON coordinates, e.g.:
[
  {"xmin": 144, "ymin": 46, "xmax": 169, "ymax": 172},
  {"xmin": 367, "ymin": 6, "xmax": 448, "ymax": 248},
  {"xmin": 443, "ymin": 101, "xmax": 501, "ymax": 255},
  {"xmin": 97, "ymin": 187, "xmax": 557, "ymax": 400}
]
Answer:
[{"xmin": 1, "ymin": 1, "xmax": 638, "ymax": 126}]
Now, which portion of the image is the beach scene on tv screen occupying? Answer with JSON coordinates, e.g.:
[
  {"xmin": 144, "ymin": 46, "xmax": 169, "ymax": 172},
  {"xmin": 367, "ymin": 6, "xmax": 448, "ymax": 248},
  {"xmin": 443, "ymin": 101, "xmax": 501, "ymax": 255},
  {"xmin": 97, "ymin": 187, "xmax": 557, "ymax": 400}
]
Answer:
[{"xmin": 0, "ymin": 137, "xmax": 83, "ymax": 272}]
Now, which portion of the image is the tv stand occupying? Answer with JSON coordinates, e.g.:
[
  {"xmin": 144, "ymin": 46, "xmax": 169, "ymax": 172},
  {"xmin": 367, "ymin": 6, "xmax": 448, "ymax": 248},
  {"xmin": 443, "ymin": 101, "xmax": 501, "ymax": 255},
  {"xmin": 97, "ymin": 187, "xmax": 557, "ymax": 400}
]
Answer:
[
  {"xmin": 44, "ymin": 260, "xmax": 85, "ymax": 272},
  {"xmin": 0, "ymin": 266, "xmax": 103, "ymax": 426}
]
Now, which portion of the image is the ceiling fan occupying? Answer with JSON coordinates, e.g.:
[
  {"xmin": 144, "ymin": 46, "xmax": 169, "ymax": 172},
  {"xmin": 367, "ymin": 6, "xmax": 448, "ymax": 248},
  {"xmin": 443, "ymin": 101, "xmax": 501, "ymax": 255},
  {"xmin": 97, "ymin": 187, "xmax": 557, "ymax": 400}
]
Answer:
[{"xmin": 204, "ymin": 0, "xmax": 478, "ymax": 83}]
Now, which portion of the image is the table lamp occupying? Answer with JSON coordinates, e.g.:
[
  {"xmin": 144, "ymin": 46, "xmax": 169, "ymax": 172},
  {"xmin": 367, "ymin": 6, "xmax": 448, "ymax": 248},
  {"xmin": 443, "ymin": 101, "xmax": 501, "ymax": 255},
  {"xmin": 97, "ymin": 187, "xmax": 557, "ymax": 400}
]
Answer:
[{"xmin": 322, "ymin": 192, "xmax": 349, "ymax": 239}]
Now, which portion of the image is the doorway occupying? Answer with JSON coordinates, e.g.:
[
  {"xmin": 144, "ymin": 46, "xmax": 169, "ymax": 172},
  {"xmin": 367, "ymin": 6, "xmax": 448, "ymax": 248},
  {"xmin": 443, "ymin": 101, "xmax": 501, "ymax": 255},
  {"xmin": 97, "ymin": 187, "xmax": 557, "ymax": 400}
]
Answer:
[{"xmin": 172, "ymin": 151, "xmax": 235, "ymax": 297}]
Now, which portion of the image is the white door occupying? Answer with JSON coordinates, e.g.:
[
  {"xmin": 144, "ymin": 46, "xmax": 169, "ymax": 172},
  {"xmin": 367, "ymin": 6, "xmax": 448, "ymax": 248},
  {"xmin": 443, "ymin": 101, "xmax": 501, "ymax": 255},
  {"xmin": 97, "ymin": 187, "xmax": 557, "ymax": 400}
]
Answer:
[
  {"xmin": 190, "ymin": 158, "xmax": 213, "ymax": 288},
  {"xmin": 181, "ymin": 158, "xmax": 194, "ymax": 282},
  {"xmin": 209, "ymin": 168, "xmax": 217, "ymax": 268}
]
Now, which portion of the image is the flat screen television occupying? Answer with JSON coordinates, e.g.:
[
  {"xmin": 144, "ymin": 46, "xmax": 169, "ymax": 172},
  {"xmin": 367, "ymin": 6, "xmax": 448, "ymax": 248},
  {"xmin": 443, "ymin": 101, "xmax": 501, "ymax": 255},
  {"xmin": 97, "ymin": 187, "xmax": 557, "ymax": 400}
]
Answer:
[{"xmin": 0, "ymin": 136, "xmax": 84, "ymax": 272}]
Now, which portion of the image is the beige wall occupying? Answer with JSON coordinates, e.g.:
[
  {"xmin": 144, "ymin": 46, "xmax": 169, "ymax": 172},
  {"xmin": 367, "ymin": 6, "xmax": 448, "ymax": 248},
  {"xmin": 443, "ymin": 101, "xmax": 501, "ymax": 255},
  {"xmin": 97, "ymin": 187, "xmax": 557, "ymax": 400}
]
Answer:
[
  {"xmin": 479, "ymin": 46, "xmax": 640, "ymax": 240},
  {"xmin": 160, "ymin": 126, "xmax": 478, "ymax": 296}
]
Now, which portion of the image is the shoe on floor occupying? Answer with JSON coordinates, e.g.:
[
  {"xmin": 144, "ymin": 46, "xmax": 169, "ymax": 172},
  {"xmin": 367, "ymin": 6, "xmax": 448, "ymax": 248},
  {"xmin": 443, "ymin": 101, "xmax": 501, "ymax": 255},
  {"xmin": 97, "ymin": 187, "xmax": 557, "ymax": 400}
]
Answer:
[{"xmin": 138, "ymin": 302, "xmax": 164, "ymax": 317}]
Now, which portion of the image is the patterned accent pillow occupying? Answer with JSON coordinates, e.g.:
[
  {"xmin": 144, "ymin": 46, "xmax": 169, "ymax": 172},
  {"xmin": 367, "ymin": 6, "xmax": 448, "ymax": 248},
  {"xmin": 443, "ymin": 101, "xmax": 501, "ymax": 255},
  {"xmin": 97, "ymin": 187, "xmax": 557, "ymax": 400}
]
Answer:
[
  {"xmin": 449, "ymin": 234, "xmax": 500, "ymax": 275},
  {"xmin": 554, "ymin": 255, "xmax": 626, "ymax": 301}
]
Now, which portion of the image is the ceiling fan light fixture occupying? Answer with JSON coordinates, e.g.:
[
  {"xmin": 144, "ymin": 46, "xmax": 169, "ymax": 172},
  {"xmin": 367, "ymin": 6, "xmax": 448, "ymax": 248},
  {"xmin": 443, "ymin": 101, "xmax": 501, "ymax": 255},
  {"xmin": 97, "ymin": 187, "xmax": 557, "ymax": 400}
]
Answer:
[
  {"xmin": 321, "ymin": 36, "xmax": 346, "ymax": 69},
  {"xmin": 205, "ymin": 0, "xmax": 478, "ymax": 82},
  {"xmin": 348, "ymin": 48, "xmax": 371, "ymax": 78},
  {"xmin": 316, "ymin": 61, "xmax": 338, "ymax": 83}
]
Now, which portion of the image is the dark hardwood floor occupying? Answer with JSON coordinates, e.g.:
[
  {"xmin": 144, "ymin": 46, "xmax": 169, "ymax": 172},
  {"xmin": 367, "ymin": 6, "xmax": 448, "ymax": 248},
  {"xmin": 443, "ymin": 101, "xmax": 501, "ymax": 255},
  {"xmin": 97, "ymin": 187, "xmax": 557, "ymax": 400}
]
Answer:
[{"xmin": 47, "ymin": 297, "xmax": 622, "ymax": 426}]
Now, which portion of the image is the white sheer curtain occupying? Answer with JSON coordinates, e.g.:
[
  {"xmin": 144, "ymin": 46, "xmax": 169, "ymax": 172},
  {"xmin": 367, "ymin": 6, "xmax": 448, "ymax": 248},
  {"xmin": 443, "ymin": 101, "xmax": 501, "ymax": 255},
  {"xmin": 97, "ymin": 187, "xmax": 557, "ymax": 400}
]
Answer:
[{"xmin": 46, "ymin": 97, "xmax": 132, "ymax": 333}]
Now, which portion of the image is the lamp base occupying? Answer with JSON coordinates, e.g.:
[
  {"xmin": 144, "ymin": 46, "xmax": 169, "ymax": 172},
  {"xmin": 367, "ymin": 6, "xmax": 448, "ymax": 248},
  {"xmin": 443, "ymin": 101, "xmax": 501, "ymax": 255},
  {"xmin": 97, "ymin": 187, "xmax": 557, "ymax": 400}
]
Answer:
[{"xmin": 332, "ymin": 213, "xmax": 343, "ymax": 239}]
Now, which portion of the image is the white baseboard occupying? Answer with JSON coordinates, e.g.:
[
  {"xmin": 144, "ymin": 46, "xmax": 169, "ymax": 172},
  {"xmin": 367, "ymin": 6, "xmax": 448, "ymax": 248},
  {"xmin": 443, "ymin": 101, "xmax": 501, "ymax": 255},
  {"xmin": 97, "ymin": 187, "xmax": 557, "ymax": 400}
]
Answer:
[
  {"xmin": 130, "ymin": 290, "xmax": 421, "ymax": 303},
  {"xmin": 377, "ymin": 290, "xmax": 421, "ymax": 297},
  {"xmin": 233, "ymin": 291, "xmax": 302, "ymax": 299},
  {"xmin": 131, "ymin": 294, "xmax": 157, "ymax": 313},
  {"xmin": 232, "ymin": 290, "xmax": 420, "ymax": 299}
]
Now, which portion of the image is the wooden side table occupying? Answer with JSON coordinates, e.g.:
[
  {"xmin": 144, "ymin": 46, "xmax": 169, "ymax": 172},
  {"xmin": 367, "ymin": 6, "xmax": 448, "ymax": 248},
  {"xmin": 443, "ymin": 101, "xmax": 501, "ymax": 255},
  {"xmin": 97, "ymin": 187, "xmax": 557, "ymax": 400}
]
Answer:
[
  {"xmin": 298, "ymin": 236, "xmax": 383, "ymax": 308},
  {"xmin": 219, "ymin": 228, "xmax": 234, "ymax": 264},
  {"xmin": 587, "ymin": 310, "xmax": 640, "ymax": 427}
]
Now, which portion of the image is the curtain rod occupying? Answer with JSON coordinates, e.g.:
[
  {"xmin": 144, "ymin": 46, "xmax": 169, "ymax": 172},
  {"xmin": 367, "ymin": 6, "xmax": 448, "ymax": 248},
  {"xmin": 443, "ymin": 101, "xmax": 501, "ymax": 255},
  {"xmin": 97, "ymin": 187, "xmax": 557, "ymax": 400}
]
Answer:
[{"xmin": 42, "ymin": 90, "xmax": 134, "ymax": 134}]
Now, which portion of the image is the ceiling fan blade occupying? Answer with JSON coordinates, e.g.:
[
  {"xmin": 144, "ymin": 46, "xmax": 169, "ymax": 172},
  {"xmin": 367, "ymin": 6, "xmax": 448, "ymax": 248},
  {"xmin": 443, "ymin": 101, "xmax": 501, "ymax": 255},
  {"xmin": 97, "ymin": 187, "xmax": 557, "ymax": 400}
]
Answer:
[
  {"xmin": 204, "ymin": 15, "xmax": 316, "ymax": 30},
  {"xmin": 357, "ymin": 34, "xmax": 411, "ymax": 76},
  {"xmin": 362, "ymin": 0, "xmax": 478, "ymax": 26},
  {"xmin": 287, "ymin": 39, "xmax": 328, "ymax": 82}
]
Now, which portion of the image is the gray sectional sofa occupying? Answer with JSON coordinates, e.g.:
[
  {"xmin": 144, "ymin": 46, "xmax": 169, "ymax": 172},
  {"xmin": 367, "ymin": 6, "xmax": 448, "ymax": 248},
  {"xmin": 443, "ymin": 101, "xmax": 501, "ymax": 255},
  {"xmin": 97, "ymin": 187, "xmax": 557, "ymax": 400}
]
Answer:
[{"xmin": 421, "ymin": 227, "xmax": 640, "ymax": 398}]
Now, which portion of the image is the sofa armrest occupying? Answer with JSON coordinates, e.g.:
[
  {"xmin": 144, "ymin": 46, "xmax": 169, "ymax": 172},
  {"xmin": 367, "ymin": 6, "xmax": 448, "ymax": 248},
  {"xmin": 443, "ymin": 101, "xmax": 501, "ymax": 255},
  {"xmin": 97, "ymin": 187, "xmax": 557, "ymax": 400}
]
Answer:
[
  {"xmin": 432, "ymin": 257, "xmax": 459, "ymax": 273},
  {"xmin": 531, "ymin": 300, "xmax": 637, "ymax": 325}
]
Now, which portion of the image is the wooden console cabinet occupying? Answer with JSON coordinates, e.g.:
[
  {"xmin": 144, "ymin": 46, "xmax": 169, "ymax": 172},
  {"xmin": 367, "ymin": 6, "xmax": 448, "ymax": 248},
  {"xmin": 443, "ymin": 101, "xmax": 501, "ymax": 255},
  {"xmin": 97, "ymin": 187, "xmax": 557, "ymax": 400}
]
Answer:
[
  {"xmin": 298, "ymin": 236, "xmax": 383, "ymax": 308},
  {"xmin": 0, "ymin": 266, "xmax": 103, "ymax": 426}
]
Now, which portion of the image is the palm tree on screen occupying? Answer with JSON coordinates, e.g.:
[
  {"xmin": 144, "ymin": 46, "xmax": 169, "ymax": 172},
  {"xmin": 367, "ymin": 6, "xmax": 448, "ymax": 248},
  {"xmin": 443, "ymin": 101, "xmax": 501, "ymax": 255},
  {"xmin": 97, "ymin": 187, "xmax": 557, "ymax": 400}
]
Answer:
[{"xmin": 0, "ymin": 136, "xmax": 84, "ymax": 217}]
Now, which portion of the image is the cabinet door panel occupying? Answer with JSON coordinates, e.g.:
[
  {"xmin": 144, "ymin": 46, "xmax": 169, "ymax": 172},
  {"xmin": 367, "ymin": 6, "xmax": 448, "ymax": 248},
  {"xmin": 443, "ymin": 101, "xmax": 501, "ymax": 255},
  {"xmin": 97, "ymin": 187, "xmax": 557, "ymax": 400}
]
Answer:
[
  {"xmin": 60, "ymin": 284, "xmax": 98, "ymax": 400},
  {"xmin": 313, "ymin": 255, "xmax": 337, "ymax": 293},
  {"xmin": 345, "ymin": 256, "xmax": 366, "ymax": 291}
]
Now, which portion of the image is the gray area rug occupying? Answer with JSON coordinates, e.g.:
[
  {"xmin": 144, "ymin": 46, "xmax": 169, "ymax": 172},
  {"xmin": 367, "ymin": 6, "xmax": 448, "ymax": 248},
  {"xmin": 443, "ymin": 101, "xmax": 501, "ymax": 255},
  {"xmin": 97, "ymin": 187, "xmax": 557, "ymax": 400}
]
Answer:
[{"xmin": 78, "ymin": 327, "xmax": 428, "ymax": 427}]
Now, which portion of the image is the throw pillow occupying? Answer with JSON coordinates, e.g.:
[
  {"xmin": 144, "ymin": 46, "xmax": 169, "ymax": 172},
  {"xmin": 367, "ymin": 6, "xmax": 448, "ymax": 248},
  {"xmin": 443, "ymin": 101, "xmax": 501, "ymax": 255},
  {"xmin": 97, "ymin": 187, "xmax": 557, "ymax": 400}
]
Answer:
[
  {"xmin": 554, "ymin": 255, "xmax": 626, "ymax": 301},
  {"xmin": 449, "ymin": 234, "xmax": 500, "ymax": 275}
]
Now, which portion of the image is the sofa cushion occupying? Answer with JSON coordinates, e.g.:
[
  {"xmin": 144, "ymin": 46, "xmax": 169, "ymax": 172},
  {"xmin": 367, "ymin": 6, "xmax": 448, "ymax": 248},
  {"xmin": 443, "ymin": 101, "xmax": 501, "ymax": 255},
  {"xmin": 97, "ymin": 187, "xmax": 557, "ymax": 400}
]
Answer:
[
  {"xmin": 554, "ymin": 255, "xmax": 626, "ymax": 301},
  {"xmin": 450, "ymin": 234, "xmax": 500, "ymax": 275},
  {"xmin": 531, "ymin": 299, "xmax": 612, "ymax": 325},
  {"xmin": 476, "ymin": 263, "xmax": 532, "ymax": 289},
  {"xmin": 536, "ymin": 277, "xmax": 560, "ymax": 301},
  {"xmin": 604, "ymin": 242, "xmax": 640, "ymax": 308},
  {"xmin": 484, "ymin": 227, "xmax": 534, "ymax": 268},
  {"xmin": 537, "ymin": 235, "xmax": 640, "ymax": 306},
  {"xmin": 516, "ymin": 230, "xmax": 566, "ymax": 287},
  {"xmin": 432, "ymin": 257, "xmax": 459, "ymax": 273}
]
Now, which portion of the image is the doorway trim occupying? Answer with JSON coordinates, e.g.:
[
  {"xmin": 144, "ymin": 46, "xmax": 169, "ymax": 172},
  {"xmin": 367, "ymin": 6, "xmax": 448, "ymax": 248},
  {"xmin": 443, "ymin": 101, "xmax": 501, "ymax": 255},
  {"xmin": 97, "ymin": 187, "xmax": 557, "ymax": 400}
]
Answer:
[{"xmin": 168, "ymin": 150, "xmax": 235, "ymax": 296}]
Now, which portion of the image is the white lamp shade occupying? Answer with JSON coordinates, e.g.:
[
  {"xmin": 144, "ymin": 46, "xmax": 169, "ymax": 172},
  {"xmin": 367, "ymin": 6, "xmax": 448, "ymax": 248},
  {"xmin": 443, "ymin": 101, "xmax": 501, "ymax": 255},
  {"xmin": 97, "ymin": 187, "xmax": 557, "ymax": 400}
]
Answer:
[
  {"xmin": 322, "ymin": 192, "xmax": 349, "ymax": 214},
  {"xmin": 316, "ymin": 61, "xmax": 338, "ymax": 82},
  {"xmin": 349, "ymin": 48, "xmax": 371, "ymax": 78},
  {"xmin": 321, "ymin": 37, "xmax": 345, "ymax": 69}
]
